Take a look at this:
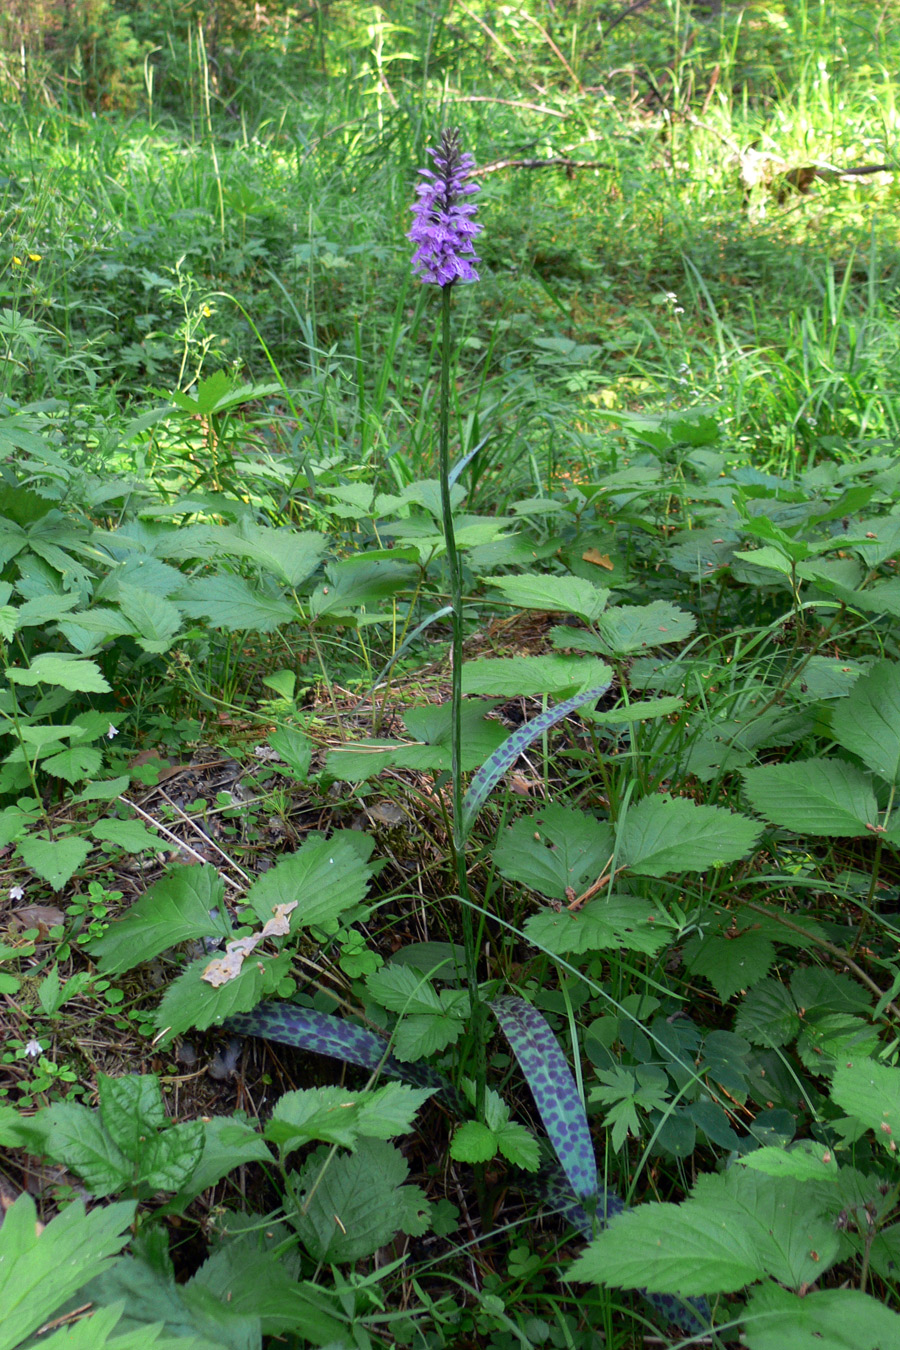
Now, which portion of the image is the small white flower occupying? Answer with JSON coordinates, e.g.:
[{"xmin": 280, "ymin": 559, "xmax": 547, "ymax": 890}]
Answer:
[
  {"xmin": 24, "ymin": 1039, "xmax": 42, "ymax": 1058},
  {"xmin": 106, "ymin": 724, "xmax": 118, "ymax": 740},
  {"xmin": 9, "ymin": 884, "xmax": 25, "ymax": 901}
]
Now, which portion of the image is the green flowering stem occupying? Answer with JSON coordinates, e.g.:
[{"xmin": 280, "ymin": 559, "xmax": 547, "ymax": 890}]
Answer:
[{"xmin": 438, "ymin": 283, "xmax": 486, "ymax": 1122}]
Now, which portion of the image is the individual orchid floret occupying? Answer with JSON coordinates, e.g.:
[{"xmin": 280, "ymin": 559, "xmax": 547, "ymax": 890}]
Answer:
[{"xmin": 408, "ymin": 127, "xmax": 482, "ymax": 286}]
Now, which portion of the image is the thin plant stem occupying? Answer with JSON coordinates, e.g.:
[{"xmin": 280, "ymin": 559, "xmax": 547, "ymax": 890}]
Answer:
[{"xmin": 438, "ymin": 282, "xmax": 486, "ymax": 1121}]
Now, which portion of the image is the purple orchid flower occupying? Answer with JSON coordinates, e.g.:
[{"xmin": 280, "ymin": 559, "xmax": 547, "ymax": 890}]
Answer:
[{"xmin": 408, "ymin": 127, "xmax": 482, "ymax": 286}]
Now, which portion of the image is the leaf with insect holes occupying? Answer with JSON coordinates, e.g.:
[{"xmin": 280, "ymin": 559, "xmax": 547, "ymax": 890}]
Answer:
[
  {"xmin": 525, "ymin": 895, "xmax": 668, "ymax": 958},
  {"xmin": 492, "ymin": 995, "xmax": 597, "ymax": 1202},
  {"xmin": 618, "ymin": 794, "xmax": 761, "ymax": 876},
  {"xmin": 829, "ymin": 659, "xmax": 900, "ymax": 785},
  {"xmin": 461, "ymin": 683, "xmax": 612, "ymax": 838},
  {"xmin": 493, "ymin": 804, "xmax": 614, "ymax": 900},
  {"xmin": 17, "ymin": 834, "xmax": 90, "ymax": 891},
  {"xmin": 0, "ymin": 1194, "xmax": 136, "ymax": 1350},
  {"xmin": 484, "ymin": 571, "xmax": 610, "ymax": 623},
  {"xmin": 742, "ymin": 758, "xmax": 878, "ymax": 836},
  {"xmin": 89, "ymin": 865, "xmax": 231, "ymax": 974},
  {"xmin": 287, "ymin": 1138, "xmax": 431, "ymax": 1263}
]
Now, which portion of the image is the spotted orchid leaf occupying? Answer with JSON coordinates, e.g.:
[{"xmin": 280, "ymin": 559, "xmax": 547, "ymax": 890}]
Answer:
[
  {"xmin": 460, "ymin": 682, "xmax": 612, "ymax": 839},
  {"xmin": 491, "ymin": 994, "xmax": 597, "ymax": 1202}
]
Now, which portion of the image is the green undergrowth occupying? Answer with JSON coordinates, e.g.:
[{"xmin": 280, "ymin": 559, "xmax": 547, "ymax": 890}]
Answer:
[{"xmin": 3, "ymin": 3, "xmax": 900, "ymax": 1348}]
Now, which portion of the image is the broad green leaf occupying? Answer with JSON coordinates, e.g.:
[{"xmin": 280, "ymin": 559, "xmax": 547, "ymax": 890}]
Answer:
[
  {"xmin": 17, "ymin": 834, "xmax": 90, "ymax": 890},
  {"xmin": 830, "ymin": 659, "xmax": 900, "ymax": 785},
  {"xmin": 525, "ymin": 895, "xmax": 668, "ymax": 958},
  {"xmin": 90, "ymin": 865, "xmax": 229, "ymax": 974},
  {"xmin": 394, "ymin": 699, "xmax": 508, "ymax": 773},
  {"xmin": 484, "ymin": 572, "xmax": 610, "ymax": 623},
  {"xmin": 365, "ymin": 964, "xmax": 444, "ymax": 1016},
  {"xmin": 684, "ymin": 928, "xmax": 776, "ymax": 1000},
  {"xmin": 0, "ymin": 604, "xmax": 18, "ymax": 639},
  {"xmin": 99, "ymin": 1073, "xmax": 166, "ymax": 1147},
  {"xmin": 0, "ymin": 1194, "xmax": 136, "ymax": 1350},
  {"xmin": 41, "ymin": 747, "xmax": 104, "ymax": 783},
  {"xmin": 177, "ymin": 575, "xmax": 295, "ymax": 632},
  {"xmin": 92, "ymin": 818, "xmax": 164, "ymax": 853},
  {"xmin": 156, "ymin": 950, "xmax": 293, "ymax": 1038},
  {"xmin": 353, "ymin": 1081, "xmax": 436, "ymax": 1139},
  {"xmin": 831, "ymin": 1057, "xmax": 900, "ymax": 1152},
  {"xmin": 242, "ymin": 831, "xmax": 373, "ymax": 929},
  {"xmin": 309, "ymin": 556, "xmax": 417, "ymax": 618},
  {"xmin": 266, "ymin": 727, "xmax": 312, "ymax": 780},
  {"xmin": 495, "ymin": 1120, "xmax": 541, "ymax": 1170},
  {"xmin": 461, "ymin": 654, "xmax": 611, "ymax": 697},
  {"xmin": 619, "ymin": 795, "xmax": 761, "ymax": 876},
  {"xmin": 595, "ymin": 601, "xmax": 696, "ymax": 656},
  {"xmin": 267, "ymin": 1085, "xmax": 375, "ymax": 1151},
  {"xmin": 492, "ymin": 995, "xmax": 597, "ymax": 1202},
  {"xmin": 286, "ymin": 1138, "xmax": 431, "ymax": 1262},
  {"xmin": 182, "ymin": 1117, "xmax": 273, "ymax": 1197},
  {"xmin": 735, "ymin": 980, "xmax": 801, "ymax": 1047},
  {"xmin": 323, "ymin": 740, "xmax": 399, "ymax": 782},
  {"xmin": 74, "ymin": 775, "xmax": 132, "ymax": 802},
  {"xmin": 23, "ymin": 1101, "xmax": 132, "ymax": 1196},
  {"xmin": 737, "ymin": 1141, "xmax": 840, "ymax": 1181},
  {"xmin": 451, "ymin": 1120, "xmax": 497, "ymax": 1164},
  {"xmin": 493, "ymin": 804, "xmax": 614, "ymax": 900},
  {"xmin": 6, "ymin": 654, "xmax": 110, "ymax": 692},
  {"xmin": 742, "ymin": 1284, "xmax": 900, "ymax": 1350},
  {"xmin": 116, "ymin": 584, "xmax": 183, "ymax": 654},
  {"xmin": 742, "ymin": 759, "xmax": 878, "ymax": 836},
  {"xmin": 219, "ymin": 525, "xmax": 326, "ymax": 587}
]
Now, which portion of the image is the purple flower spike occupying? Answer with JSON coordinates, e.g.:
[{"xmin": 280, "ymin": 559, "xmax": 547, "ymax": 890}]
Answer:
[{"xmin": 408, "ymin": 127, "xmax": 482, "ymax": 286}]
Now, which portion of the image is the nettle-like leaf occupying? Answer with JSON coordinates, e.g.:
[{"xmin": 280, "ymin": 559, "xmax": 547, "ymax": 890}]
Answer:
[
  {"xmin": 461, "ymin": 654, "xmax": 611, "ymax": 697},
  {"xmin": 0, "ymin": 1193, "xmax": 136, "ymax": 1350},
  {"xmin": 491, "ymin": 995, "xmax": 597, "ymax": 1202},
  {"xmin": 493, "ymin": 803, "xmax": 613, "ymax": 900},
  {"xmin": 683, "ymin": 925, "xmax": 777, "ymax": 1000},
  {"xmin": 286, "ymin": 1137, "xmax": 431, "ymax": 1263},
  {"xmin": 568, "ymin": 1167, "xmax": 840, "ymax": 1297},
  {"xmin": 176, "ymin": 574, "xmax": 295, "ymax": 632},
  {"xmin": 6, "ymin": 653, "xmax": 111, "ymax": 692},
  {"xmin": 742, "ymin": 1284, "xmax": 900, "ymax": 1350},
  {"xmin": 742, "ymin": 758, "xmax": 878, "ymax": 836},
  {"xmin": 266, "ymin": 1082, "xmax": 433, "ymax": 1154},
  {"xmin": 618, "ymin": 794, "xmax": 762, "ymax": 877},
  {"xmin": 90, "ymin": 865, "xmax": 230, "ymax": 974},
  {"xmin": 461, "ymin": 682, "xmax": 612, "ymax": 838},
  {"xmin": 156, "ymin": 949, "xmax": 293, "ymax": 1038},
  {"xmin": 830, "ymin": 658, "xmax": 900, "ymax": 786}
]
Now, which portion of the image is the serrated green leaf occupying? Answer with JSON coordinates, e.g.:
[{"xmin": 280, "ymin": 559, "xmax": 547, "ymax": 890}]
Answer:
[
  {"xmin": 0, "ymin": 1194, "xmax": 136, "ymax": 1350},
  {"xmin": 309, "ymin": 555, "xmax": 418, "ymax": 617},
  {"xmin": 619, "ymin": 794, "xmax": 761, "ymax": 876},
  {"xmin": 116, "ymin": 584, "xmax": 183, "ymax": 654},
  {"xmin": 524, "ymin": 894, "xmax": 668, "ymax": 957},
  {"xmin": 41, "ymin": 746, "xmax": 104, "ymax": 783},
  {"xmin": 742, "ymin": 758, "xmax": 877, "ymax": 836},
  {"xmin": 6, "ymin": 654, "xmax": 111, "ymax": 692},
  {"xmin": 99, "ymin": 1073, "xmax": 166, "ymax": 1151},
  {"xmin": 26, "ymin": 1101, "xmax": 132, "ymax": 1195},
  {"xmin": 493, "ymin": 804, "xmax": 614, "ymax": 900},
  {"xmin": 182, "ymin": 1117, "xmax": 273, "ymax": 1197},
  {"xmin": 177, "ymin": 575, "xmax": 295, "ymax": 632},
  {"xmin": 92, "ymin": 818, "xmax": 164, "ymax": 853},
  {"xmin": 242, "ymin": 831, "xmax": 373, "ymax": 929},
  {"xmin": 156, "ymin": 950, "xmax": 292, "ymax": 1038},
  {"xmin": 595, "ymin": 601, "xmax": 696, "ymax": 656},
  {"xmin": 742, "ymin": 1283, "xmax": 900, "ymax": 1350},
  {"xmin": 484, "ymin": 572, "xmax": 609, "ymax": 623},
  {"xmin": 450, "ymin": 1120, "xmax": 498, "ymax": 1164},
  {"xmin": 684, "ymin": 928, "xmax": 776, "ymax": 1000},
  {"xmin": 90, "ymin": 865, "xmax": 229, "ymax": 974},
  {"xmin": 17, "ymin": 834, "xmax": 90, "ymax": 890},
  {"xmin": 495, "ymin": 1120, "xmax": 541, "ymax": 1170},
  {"xmin": 735, "ymin": 980, "xmax": 801, "ymax": 1047},
  {"xmin": 461, "ymin": 655, "xmax": 611, "ymax": 697},
  {"xmin": 266, "ymin": 726, "xmax": 312, "ymax": 780},
  {"xmin": 737, "ymin": 1141, "xmax": 840, "ymax": 1181},
  {"xmin": 286, "ymin": 1138, "xmax": 431, "ymax": 1262},
  {"xmin": 830, "ymin": 659, "xmax": 900, "ymax": 785},
  {"xmin": 0, "ymin": 604, "xmax": 18, "ymax": 639}
]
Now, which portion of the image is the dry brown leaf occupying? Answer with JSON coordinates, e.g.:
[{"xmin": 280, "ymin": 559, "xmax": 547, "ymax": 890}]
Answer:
[
  {"xmin": 201, "ymin": 901, "xmax": 298, "ymax": 986},
  {"xmin": 10, "ymin": 904, "xmax": 65, "ymax": 935},
  {"xmin": 582, "ymin": 548, "xmax": 613, "ymax": 570}
]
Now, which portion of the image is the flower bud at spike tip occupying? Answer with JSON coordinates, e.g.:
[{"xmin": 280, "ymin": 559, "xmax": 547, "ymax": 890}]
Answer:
[{"xmin": 408, "ymin": 127, "xmax": 482, "ymax": 286}]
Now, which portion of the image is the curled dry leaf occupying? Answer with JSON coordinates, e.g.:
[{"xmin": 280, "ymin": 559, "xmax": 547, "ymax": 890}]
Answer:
[{"xmin": 201, "ymin": 900, "xmax": 297, "ymax": 987}]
